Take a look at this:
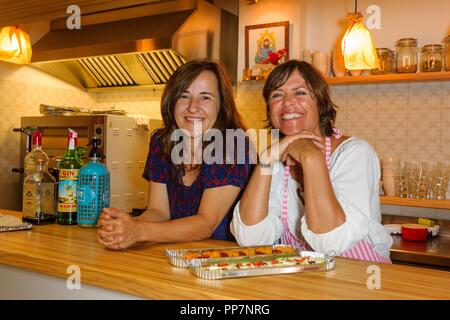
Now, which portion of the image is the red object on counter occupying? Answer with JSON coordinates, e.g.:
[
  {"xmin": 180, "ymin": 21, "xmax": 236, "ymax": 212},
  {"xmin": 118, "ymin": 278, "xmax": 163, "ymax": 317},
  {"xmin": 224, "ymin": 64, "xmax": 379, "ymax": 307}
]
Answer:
[{"xmin": 402, "ymin": 224, "xmax": 428, "ymax": 241}]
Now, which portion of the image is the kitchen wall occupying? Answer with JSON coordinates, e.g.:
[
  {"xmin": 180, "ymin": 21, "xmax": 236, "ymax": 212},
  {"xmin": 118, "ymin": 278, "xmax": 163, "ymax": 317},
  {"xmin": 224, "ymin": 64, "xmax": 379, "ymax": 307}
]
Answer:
[
  {"xmin": 237, "ymin": 0, "xmax": 450, "ymax": 76},
  {"xmin": 237, "ymin": 81, "xmax": 450, "ymax": 163},
  {"xmin": 236, "ymin": 0, "xmax": 450, "ymax": 161},
  {"xmin": 94, "ymin": 89, "xmax": 163, "ymax": 120},
  {"xmin": 305, "ymin": 0, "xmax": 450, "ymax": 54},
  {"xmin": 0, "ymin": 62, "xmax": 97, "ymax": 210}
]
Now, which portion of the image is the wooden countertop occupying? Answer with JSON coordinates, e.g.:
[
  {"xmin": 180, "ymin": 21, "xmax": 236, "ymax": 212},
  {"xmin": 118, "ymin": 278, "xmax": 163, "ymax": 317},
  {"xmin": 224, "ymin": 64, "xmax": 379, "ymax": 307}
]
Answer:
[
  {"xmin": 1, "ymin": 209, "xmax": 449, "ymax": 300},
  {"xmin": 390, "ymin": 235, "xmax": 450, "ymax": 268}
]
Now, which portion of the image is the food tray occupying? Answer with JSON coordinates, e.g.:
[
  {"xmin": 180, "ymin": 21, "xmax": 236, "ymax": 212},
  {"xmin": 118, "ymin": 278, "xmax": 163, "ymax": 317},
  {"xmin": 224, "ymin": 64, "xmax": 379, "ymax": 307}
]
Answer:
[
  {"xmin": 165, "ymin": 244, "xmax": 299, "ymax": 268},
  {"xmin": 189, "ymin": 251, "xmax": 335, "ymax": 280},
  {"xmin": 0, "ymin": 222, "xmax": 32, "ymax": 233}
]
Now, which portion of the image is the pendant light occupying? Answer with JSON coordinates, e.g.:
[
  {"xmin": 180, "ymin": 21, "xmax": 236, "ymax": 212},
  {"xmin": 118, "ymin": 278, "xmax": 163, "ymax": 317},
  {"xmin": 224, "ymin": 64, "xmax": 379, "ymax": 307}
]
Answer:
[
  {"xmin": 341, "ymin": 0, "xmax": 379, "ymax": 70},
  {"xmin": 0, "ymin": 26, "xmax": 32, "ymax": 64}
]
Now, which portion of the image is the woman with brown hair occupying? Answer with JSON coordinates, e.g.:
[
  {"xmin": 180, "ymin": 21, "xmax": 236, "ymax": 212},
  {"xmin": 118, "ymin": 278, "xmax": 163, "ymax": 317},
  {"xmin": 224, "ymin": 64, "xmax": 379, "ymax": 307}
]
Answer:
[
  {"xmin": 98, "ymin": 60, "xmax": 253, "ymax": 249},
  {"xmin": 230, "ymin": 60, "xmax": 392, "ymax": 263}
]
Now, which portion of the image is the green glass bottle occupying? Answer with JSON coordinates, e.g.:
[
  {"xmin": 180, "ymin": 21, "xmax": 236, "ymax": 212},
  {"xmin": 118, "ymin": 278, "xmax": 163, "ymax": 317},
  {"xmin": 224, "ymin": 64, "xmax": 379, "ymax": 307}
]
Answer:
[{"xmin": 57, "ymin": 129, "xmax": 85, "ymax": 225}]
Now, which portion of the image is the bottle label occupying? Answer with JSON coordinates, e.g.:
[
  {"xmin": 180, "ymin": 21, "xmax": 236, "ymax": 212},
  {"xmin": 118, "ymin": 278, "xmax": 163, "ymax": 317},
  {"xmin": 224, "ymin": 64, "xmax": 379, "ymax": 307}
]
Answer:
[
  {"xmin": 77, "ymin": 185, "xmax": 96, "ymax": 205},
  {"xmin": 41, "ymin": 183, "xmax": 55, "ymax": 214},
  {"xmin": 23, "ymin": 184, "xmax": 37, "ymax": 216},
  {"xmin": 58, "ymin": 169, "xmax": 79, "ymax": 212},
  {"xmin": 23, "ymin": 183, "xmax": 55, "ymax": 217}
]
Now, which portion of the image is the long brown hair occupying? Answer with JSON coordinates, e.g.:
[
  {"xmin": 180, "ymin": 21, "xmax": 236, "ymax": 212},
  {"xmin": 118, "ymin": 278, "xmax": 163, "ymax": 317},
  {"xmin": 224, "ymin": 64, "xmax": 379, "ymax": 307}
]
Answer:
[
  {"xmin": 262, "ymin": 60, "xmax": 338, "ymax": 137},
  {"xmin": 158, "ymin": 60, "xmax": 246, "ymax": 173}
]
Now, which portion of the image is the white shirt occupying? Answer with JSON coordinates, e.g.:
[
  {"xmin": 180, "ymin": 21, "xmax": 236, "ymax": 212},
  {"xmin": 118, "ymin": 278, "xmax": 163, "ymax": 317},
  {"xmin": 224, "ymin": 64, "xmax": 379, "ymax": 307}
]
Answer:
[{"xmin": 230, "ymin": 137, "xmax": 393, "ymax": 258}]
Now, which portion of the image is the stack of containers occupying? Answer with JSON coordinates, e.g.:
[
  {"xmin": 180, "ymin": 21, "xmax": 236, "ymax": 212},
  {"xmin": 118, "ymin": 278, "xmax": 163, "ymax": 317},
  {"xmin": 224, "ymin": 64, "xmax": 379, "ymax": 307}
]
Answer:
[{"xmin": 381, "ymin": 157, "xmax": 401, "ymax": 196}]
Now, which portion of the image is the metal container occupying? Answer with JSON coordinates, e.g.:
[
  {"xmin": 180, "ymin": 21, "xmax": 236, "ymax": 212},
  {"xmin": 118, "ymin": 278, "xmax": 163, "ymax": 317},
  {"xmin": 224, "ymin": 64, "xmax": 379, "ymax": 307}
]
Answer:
[
  {"xmin": 165, "ymin": 244, "xmax": 299, "ymax": 268},
  {"xmin": 189, "ymin": 251, "xmax": 335, "ymax": 280}
]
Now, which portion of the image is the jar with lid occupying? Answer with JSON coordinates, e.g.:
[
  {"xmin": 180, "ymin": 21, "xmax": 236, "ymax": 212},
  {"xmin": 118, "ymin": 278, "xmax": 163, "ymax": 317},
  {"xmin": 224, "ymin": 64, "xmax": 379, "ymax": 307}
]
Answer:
[
  {"xmin": 371, "ymin": 48, "xmax": 392, "ymax": 75},
  {"xmin": 388, "ymin": 50, "xmax": 396, "ymax": 73},
  {"xmin": 444, "ymin": 35, "xmax": 450, "ymax": 71},
  {"xmin": 420, "ymin": 44, "xmax": 443, "ymax": 72},
  {"xmin": 396, "ymin": 38, "xmax": 418, "ymax": 73}
]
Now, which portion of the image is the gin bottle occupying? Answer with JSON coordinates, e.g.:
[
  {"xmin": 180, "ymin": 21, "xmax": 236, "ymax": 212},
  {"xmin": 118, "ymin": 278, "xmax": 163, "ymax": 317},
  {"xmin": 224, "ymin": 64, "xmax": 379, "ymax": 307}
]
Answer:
[
  {"xmin": 22, "ymin": 159, "xmax": 56, "ymax": 224},
  {"xmin": 57, "ymin": 129, "xmax": 85, "ymax": 225}
]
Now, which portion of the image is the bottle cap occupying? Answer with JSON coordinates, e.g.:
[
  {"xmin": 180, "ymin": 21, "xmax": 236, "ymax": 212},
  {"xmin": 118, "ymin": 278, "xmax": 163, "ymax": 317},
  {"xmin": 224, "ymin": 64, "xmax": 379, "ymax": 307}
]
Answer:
[
  {"xmin": 68, "ymin": 128, "xmax": 78, "ymax": 148},
  {"xmin": 32, "ymin": 131, "xmax": 42, "ymax": 146}
]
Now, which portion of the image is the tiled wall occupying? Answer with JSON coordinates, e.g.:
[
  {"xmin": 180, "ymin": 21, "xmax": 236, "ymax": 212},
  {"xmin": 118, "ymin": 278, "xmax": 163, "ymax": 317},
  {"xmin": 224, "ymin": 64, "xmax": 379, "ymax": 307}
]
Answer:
[
  {"xmin": 332, "ymin": 82, "xmax": 450, "ymax": 164},
  {"xmin": 236, "ymin": 81, "xmax": 450, "ymax": 164},
  {"xmin": 94, "ymin": 88, "xmax": 163, "ymax": 120},
  {"xmin": 0, "ymin": 77, "xmax": 449, "ymax": 210},
  {"xmin": 0, "ymin": 80, "xmax": 96, "ymax": 210}
]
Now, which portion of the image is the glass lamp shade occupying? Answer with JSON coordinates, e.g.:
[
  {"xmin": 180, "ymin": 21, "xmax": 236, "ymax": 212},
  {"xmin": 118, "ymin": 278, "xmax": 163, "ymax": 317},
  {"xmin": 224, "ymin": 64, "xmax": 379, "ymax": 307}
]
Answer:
[
  {"xmin": 341, "ymin": 12, "xmax": 379, "ymax": 70},
  {"xmin": 0, "ymin": 26, "xmax": 32, "ymax": 64}
]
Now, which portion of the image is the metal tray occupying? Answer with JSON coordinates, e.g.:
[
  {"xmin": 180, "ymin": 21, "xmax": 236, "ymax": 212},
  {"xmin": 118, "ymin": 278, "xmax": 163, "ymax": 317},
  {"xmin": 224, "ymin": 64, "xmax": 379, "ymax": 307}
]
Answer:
[
  {"xmin": 0, "ymin": 222, "xmax": 32, "ymax": 233},
  {"xmin": 189, "ymin": 251, "xmax": 335, "ymax": 280},
  {"xmin": 165, "ymin": 244, "xmax": 299, "ymax": 268}
]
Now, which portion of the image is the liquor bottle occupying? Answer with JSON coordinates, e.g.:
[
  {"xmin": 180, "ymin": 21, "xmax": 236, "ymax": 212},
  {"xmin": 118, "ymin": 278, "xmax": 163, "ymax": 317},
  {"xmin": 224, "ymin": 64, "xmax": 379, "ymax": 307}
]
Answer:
[
  {"xmin": 77, "ymin": 137, "xmax": 110, "ymax": 227},
  {"xmin": 24, "ymin": 131, "xmax": 49, "ymax": 177},
  {"xmin": 57, "ymin": 129, "xmax": 85, "ymax": 225},
  {"xmin": 22, "ymin": 159, "xmax": 56, "ymax": 224}
]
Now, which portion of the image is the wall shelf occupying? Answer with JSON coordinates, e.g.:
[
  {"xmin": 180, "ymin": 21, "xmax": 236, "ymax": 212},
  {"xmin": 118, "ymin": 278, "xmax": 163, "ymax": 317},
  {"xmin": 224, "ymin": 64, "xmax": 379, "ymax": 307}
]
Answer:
[
  {"xmin": 327, "ymin": 71, "xmax": 450, "ymax": 86},
  {"xmin": 240, "ymin": 71, "xmax": 450, "ymax": 86},
  {"xmin": 380, "ymin": 196, "xmax": 450, "ymax": 210}
]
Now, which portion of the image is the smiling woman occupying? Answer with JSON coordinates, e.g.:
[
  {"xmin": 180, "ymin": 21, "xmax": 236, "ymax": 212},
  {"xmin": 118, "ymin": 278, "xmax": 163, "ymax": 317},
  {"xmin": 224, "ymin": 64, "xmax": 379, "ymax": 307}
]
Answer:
[
  {"xmin": 231, "ymin": 60, "xmax": 393, "ymax": 264},
  {"xmin": 97, "ymin": 60, "xmax": 254, "ymax": 250}
]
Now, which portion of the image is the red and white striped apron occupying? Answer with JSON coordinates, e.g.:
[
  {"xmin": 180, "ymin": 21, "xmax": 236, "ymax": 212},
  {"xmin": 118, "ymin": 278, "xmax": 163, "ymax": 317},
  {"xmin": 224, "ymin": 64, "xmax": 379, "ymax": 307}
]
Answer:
[{"xmin": 280, "ymin": 129, "xmax": 391, "ymax": 264}]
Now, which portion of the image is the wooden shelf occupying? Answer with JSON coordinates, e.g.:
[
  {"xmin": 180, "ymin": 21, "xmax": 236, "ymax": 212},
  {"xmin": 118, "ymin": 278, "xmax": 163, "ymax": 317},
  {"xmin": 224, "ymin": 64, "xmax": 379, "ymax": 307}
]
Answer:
[
  {"xmin": 380, "ymin": 196, "xmax": 450, "ymax": 210},
  {"xmin": 327, "ymin": 71, "xmax": 450, "ymax": 85},
  {"xmin": 240, "ymin": 71, "xmax": 450, "ymax": 86}
]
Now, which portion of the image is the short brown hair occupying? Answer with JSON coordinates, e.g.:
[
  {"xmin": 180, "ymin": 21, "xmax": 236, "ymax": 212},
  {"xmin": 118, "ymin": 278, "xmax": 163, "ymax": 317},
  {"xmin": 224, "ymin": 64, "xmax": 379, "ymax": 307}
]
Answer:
[
  {"xmin": 262, "ymin": 60, "xmax": 338, "ymax": 137},
  {"xmin": 158, "ymin": 60, "xmax": 246, "ymax": 171}
]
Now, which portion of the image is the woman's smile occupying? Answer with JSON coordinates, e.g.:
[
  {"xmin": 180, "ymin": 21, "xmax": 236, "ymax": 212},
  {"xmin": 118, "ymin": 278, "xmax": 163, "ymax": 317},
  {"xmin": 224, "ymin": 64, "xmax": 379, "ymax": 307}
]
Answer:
[{"xmin": 269, "ymin": 70, "xmax": 320, "ymax": 136}]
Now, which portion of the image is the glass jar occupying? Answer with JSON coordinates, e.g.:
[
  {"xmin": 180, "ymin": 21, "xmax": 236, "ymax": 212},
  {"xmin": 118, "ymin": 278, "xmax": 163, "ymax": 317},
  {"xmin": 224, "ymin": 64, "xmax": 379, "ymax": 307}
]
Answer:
[
  {"xmin": 371, "ymin": 48, "xmax": 391, "ymax": 75},
  {"xmin": 420, "ymin": 44, "xmax": 443, "ymax": 72},
  {"xmin": 396, "ymin": 38, "xmax": 418, "ymax": 73},
  {"xmin": 444, "ymin": 35, "xmax": 450, "ymax": 71},
  {"xmin": 389, "ymin": 50, "xmax": 396, "ymax": 73}
]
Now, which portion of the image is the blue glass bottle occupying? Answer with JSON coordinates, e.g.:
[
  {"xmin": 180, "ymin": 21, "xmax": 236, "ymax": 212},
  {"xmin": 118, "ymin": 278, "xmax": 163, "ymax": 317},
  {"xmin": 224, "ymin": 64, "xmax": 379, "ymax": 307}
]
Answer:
[{"xmin": 76, "ymin": 137, "xmax": 110, "ymax": 227}]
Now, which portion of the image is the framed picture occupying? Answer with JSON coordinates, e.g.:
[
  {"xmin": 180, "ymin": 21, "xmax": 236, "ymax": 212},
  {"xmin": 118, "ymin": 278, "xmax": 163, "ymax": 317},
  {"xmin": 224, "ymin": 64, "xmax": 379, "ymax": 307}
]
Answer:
[{"xmin": 245, "ymin": 21, "xmax": 289, "ymax": 69}]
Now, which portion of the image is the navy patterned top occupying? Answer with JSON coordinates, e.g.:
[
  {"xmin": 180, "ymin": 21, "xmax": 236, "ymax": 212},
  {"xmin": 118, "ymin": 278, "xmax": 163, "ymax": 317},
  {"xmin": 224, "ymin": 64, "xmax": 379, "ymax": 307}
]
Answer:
[{"xmin": 142, "ymin": 130, "xmax": 254, "ymax": 240}]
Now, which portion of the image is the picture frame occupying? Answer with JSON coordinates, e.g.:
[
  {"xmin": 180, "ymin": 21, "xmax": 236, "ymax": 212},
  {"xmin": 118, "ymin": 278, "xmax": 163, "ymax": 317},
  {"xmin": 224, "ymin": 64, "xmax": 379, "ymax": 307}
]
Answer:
[{"xmin": 245, "ymin": 21, "xmax": 289, "ymax": 70}]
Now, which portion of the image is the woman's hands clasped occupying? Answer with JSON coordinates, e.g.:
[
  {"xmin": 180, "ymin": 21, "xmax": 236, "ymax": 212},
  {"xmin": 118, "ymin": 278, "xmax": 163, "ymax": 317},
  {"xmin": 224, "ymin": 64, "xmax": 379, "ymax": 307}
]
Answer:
[
  {"xmin": 259, "ymin": 130, "xmax": 324, "ymax": 169},
  {"xmin": 97, "ymin": 208, "xmax": 142, "ymax": 250},
  {"xmin": 281, "ymin": 131, "xmax": 325, "ymax": 166}
]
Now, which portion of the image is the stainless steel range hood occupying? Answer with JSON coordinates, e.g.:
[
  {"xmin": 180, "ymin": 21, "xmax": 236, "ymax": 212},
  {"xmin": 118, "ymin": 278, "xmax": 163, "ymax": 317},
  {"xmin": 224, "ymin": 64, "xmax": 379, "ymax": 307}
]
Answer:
[{"xmin": 30, "ymin": 0, "xmax": 237, "ymax": 91}]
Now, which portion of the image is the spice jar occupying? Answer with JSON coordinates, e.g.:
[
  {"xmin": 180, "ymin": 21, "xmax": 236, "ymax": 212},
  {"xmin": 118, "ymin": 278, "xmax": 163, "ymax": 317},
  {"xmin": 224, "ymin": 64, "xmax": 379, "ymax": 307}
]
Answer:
[
  {"xmin": 420, "ymin": 44, "xmax": 443, "ymax": 72},
  {"xmin": 389, "ymin": 50, "xmax": 396, "ymax": 73},
  {"xmin": 371, "ymin": 48, "xmax": 392, "ymax": 75},
  {"xmin": 444, "ymin": 35, "xmax": 450, "ymax": 71},
  {"xmin": 396, "ymin": 38, "xmax": 418, "ymax": 73}
]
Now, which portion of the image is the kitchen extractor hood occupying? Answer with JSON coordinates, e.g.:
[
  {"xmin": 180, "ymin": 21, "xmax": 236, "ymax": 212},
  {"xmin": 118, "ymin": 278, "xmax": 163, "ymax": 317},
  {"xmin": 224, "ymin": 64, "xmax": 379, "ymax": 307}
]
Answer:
[{"xmin": 30, "ymin": 0, "xmax": 237, "ymax": 91}]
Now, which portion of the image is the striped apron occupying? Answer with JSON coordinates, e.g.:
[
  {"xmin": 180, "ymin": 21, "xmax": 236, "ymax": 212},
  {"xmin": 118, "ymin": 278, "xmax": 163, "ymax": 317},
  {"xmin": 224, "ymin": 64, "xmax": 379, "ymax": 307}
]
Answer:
[{"xmin": 280, "ymin": 130, "xmax": 391, "ymax": 263}]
